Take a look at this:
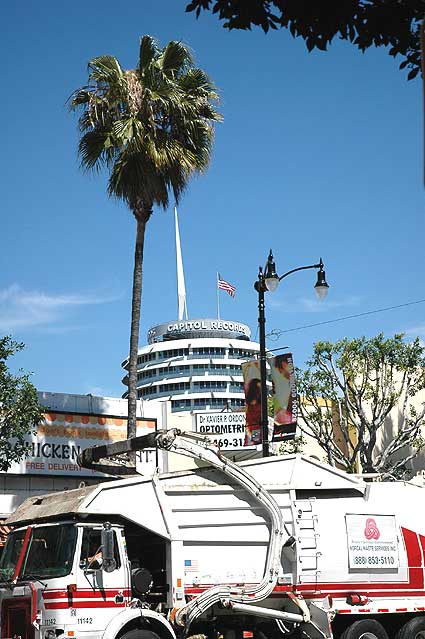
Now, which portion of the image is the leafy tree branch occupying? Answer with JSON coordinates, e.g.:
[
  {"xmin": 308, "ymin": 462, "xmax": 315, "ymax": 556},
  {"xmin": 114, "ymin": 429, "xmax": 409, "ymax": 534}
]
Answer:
[
  {"xmin": 186, "ymin": 0, "xmax": 425, "ymax": 79},
  {"xmin": 297, "ymin": 333, "xmax": 425, "ymax": 477},
  {"xmin": 0, "ymin": 336, "xmax": 44, "ymax": 471}
]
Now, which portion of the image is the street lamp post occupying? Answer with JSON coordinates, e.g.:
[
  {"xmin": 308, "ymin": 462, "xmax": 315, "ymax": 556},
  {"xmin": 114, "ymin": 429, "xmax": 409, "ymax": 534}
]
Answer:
[{"xmin": 254, "ymin": 251, "xmax": 329, "ymax": 458}]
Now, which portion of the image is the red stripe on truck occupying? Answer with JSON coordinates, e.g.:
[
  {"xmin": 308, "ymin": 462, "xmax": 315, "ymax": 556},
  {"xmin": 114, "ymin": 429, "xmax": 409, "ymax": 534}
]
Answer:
[{"xmin": 43, "ymin": 588, "xmax": 130, "ymax": 600}]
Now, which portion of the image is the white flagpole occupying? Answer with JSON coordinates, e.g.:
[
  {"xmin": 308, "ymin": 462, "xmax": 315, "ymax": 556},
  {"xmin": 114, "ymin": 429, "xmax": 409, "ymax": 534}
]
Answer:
[
  {"xmin": 175, "ymin": 207, "xmax": 188, "ymax": 320},
  {"xmin": 217, "ymin": 272, "xmax": 221, "ymax": 320}
]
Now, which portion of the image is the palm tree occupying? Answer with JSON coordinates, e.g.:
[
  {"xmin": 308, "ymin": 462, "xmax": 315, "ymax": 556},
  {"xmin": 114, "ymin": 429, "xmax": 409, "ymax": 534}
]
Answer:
[{"xmin": 70, "ymin": 36, "xmax": 221, "ymax": 441}]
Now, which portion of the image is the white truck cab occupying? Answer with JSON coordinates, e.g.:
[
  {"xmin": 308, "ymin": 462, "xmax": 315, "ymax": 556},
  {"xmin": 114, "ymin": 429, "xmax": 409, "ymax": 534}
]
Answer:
[{"xmin": 0, "ymin": 517, "xmax": 173, "ymax": 639}]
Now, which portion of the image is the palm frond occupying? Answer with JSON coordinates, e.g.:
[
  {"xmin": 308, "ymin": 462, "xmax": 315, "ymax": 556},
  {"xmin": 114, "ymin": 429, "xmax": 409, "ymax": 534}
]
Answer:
[
  {"xmin": 178, "ymin": 68, "xmax": 219, "ymax": 100},
  {"xmin": 138, "ymin": 35, "xmax": 158, "ymax": 74},
  {"xmin": 68, "ymin": 87, "xmax": 93, "ymax": 110},
  {"xmin": 78, "ymin": 130, "xmax": 117, "ymax": 171},
  {"xmin": 88, "ymin": 55, "xmax": 124, "ymax": 86},
  {"xmin": 159, "ymin": 41, "xmax": 193, "ymax": 76},
  {"xmin": 172, "ymin": 118, "xmax": 215, "ymax": 170},
  {"xmin": 162, "ymin": 160, "xmax": 190, "ymax": 203},
  {"xmin": 148, "ymin": 135, "xmax": 197, "ymax": 170},
  {"xmin": 112, "ymin": 117, "xmax": 137, "ymax": 146},
  {"xmin": 109, "ymin": 153, "xmax": 169, "ymax": 209}
]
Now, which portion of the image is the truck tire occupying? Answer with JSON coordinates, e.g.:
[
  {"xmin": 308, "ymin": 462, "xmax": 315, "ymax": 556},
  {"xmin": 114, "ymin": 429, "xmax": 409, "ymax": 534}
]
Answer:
[
  {"xmin": 121, "ymin": 630, "xmax": 162, "ymax": 639},
  {"xmin": 396, "ymin": 617, "xmax": 425, "ymax": 639},
  {"xmin": 340, "ymin": 620, "xmax": 389, "ymax": 639}
]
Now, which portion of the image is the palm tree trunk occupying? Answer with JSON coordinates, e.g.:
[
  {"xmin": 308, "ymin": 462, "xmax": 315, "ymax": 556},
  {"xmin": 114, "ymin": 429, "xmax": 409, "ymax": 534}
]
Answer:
[{"xmin": 127, "ymin": 207, "xmax": 152, "ymax": 441}]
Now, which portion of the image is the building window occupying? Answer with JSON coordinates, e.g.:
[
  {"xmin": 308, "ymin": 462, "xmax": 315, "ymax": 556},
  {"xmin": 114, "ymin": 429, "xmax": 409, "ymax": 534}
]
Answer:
[
  {"xmin": 137, "ymin": 352, "xmax": 156, "ymax": 365},
  {"xmin": 192, "ymin": 347, "xmax": 226, "ymax": 356},
  {"xmin": 194, "ymin": 381, "xmax": 227, "ymax": 390},
  {"xmin": 229, "ymin": 348, "xmax": 256, "ymax": 359},
  {"xmin": 229, "ymin": 382, "xmax": 244, "ymax": 391},
  {"xmin": 171, "ymin": 399, "xmax": 191, "ymax": 411},
  {"xmin": 210, "ymin": 398, "xmax": 227, "ymax": 407},
  {"xmin": 158, "ymin": 348, "xmax": 189, "ymax": 359}
]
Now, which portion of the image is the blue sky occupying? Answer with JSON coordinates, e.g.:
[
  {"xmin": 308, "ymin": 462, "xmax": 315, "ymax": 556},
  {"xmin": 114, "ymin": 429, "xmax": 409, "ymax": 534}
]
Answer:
[{"xmin": 2, "ymin": 1, "xmax": 424, "ymax": 398}]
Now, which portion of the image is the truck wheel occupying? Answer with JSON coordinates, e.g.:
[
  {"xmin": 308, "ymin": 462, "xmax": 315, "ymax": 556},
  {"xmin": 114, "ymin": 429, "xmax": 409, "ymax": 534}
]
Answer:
[
  {"xmin": 340, "ymin": 620, "xmax": 389, "ymax": 639},
  {"xmin": 121, "ymin": 630, "xmax": 162, "ymax": 639},
  {"xmin": 396, "ymin": 617, "xmax": 425, "ymax": 639}
]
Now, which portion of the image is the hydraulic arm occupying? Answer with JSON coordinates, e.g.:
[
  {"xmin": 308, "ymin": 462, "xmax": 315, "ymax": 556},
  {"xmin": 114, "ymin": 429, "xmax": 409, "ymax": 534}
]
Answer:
[{"xmin": 78, "ymin": 429, "xmax": 294, "ymax": 626}]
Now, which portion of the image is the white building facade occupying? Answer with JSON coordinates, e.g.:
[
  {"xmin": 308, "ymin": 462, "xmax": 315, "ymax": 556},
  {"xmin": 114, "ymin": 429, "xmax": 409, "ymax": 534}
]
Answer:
[{"xmin": 121, "ymin": 318, "xmax": 260, "ymax": 414}]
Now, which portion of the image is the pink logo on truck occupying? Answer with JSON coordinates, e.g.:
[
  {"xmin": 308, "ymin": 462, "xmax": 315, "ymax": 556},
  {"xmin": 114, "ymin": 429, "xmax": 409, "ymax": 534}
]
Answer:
[{"xmin": 364, "ymin": 518, "xmax": 380, "ymax": 540}]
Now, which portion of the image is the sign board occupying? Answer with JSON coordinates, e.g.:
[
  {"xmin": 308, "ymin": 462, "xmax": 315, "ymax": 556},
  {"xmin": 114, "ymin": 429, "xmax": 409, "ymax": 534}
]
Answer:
[
  {"xmin": 345, "ymin": 514, "xmax": 399, "ymax": 569},
  {"xmin": 270, "ymin": 353, "xmax": 297, "ymax": 442},
  {"xmin": 195, "ymin": 412, "xmax": 254, "ymax": 450},
  {"xmin": 148, "ymin": 318, "xmax": 251, "ymax": 344},
  {"xmin": 241, "ymin": 360, "xmax": 262, "ymax": 445},
  {"xmin": 6, "ymin": 411, "xmax": 158, "ymax": 477}
]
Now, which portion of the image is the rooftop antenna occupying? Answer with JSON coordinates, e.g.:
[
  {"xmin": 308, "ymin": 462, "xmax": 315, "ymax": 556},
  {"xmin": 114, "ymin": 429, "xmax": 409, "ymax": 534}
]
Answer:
[{"xmin": 175, "ymin": 206, "xmax": 188, "ymax": 321}]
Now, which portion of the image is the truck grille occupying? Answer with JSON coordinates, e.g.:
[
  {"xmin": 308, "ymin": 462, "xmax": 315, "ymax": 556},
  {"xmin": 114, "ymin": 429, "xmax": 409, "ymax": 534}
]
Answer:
[{"xmin": 1, "ymin": 596, "xmax": 34, "ymax": 639}]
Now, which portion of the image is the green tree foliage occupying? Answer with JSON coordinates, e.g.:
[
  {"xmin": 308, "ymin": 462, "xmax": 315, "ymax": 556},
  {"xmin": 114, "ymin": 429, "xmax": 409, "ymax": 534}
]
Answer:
[
  {"xmin": 70, "ymin": 36, "xmax": 221, "ymax": 439},
  {"xmin": 297, "ymin": 334, "xmax": 425, "ymax": 478},
  {"xmin": 186, "ymin": 0, "xmax": 424, "ymax": 79},
  {"xmin": 278, "ymin": 435, "xmax": 306, "ymax": 455},
  {"xmin": 0, "ymin": 337, "xmax": 44, "ymax": 471}
]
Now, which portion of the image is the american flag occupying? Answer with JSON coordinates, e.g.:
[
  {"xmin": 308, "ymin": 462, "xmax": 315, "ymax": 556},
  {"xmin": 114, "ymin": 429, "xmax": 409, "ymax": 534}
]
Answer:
[
  {"xmin": 218, "ymin": 274, "xmax": 236, "ymax": 298},
  {"xmin": 184, "ymin": 559, "xmax": 199, "ymax": 572}
]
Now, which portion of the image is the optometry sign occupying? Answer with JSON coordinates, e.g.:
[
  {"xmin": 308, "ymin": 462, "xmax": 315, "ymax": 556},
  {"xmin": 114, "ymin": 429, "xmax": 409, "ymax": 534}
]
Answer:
[{"xmin": 195, "ymin": 411, "xmax": 252, "ymax": 450}]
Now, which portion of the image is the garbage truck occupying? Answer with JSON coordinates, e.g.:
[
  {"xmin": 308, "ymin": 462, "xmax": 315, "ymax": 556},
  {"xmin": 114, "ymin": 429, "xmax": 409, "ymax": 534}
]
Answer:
[{"xmin": 1, "ymin": 429, "xmax": 425, "ymax": 639}]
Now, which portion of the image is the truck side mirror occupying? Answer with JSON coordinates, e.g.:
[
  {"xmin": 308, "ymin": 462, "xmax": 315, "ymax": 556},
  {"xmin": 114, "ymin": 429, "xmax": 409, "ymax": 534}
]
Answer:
[{"xmin": 101, "ymin": 523, "xmax": 117, "ymax": 573}]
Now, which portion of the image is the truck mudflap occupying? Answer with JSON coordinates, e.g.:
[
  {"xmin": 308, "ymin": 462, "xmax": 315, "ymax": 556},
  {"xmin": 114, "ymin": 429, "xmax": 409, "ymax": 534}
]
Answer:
[
  {"xmin": 103, "ymin": 606, "xmax": 177, "ymax": 639},
  {"xmin": 306, "ymin": 600, "xmax": 334, "ymax": 639}
]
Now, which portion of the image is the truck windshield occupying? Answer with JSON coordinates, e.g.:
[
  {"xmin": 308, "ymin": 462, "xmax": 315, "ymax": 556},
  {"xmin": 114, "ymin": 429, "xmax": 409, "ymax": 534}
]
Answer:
[
  {"xmin": 0, "ymin": 524, "xmax": 77, "ymax": 581},
  {"xmin": 0, "ymin": 529, "xmax": 26, "ymax": 581}
]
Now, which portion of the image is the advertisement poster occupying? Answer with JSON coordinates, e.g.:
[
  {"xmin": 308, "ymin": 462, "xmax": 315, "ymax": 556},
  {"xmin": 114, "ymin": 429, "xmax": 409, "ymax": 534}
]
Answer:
[
  {"xmin": 345, "ymin": 514, "xmax": 399, "ymax": 570},
  {"xmin": 270, "ymin": 353, "xmax": 297, "ymax": 441},
  {"xmin": 241, "ymin": 360, "xmax": 262, "ymax": 445},
  {"xmin": 6, "ymin": 411, "xmax": 157, "ymax": 477},
  {"xmin": 195, "ymin": 411, "xmax": 253, "ymax": 450}
]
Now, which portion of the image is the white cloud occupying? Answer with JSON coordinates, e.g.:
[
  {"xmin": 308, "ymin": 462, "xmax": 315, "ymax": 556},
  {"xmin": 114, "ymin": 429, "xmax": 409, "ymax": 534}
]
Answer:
[
  {"xmin": 0, "ymin": 284, "xmax": 119, "ymax": 332},
  {"xmin": 403, "ymin": 324, "xmax": 425, "ymax": 344},
  {"xmin": 268, "ymin": 294, "xmax": 362, "ymax": 313},
  {"xmin": 299, "ymin": 295, "xmax": 362, "ymax": 313}
]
